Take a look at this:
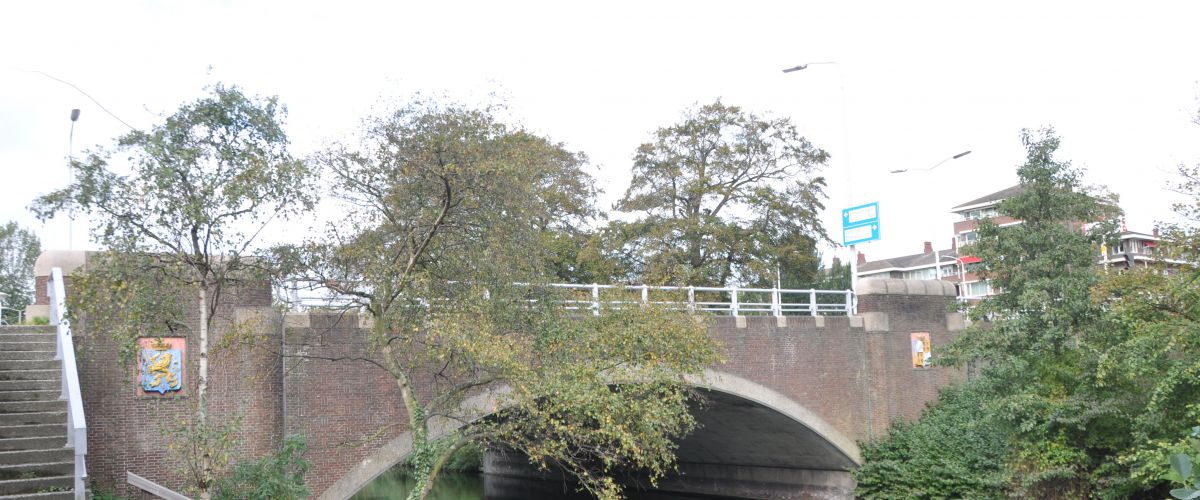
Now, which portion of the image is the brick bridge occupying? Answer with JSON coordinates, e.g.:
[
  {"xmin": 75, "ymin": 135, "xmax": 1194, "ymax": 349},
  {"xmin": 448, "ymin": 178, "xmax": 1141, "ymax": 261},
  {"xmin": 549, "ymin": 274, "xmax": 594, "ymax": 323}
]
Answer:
[{"xmin": 30, "ymin": 251, "xmax": 963, "ymax": 499}]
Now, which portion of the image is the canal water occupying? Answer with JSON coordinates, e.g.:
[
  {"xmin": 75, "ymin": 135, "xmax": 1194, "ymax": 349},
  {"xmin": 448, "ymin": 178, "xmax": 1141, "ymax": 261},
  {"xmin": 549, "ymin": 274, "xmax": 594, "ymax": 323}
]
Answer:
[{"xmin": 351, "ymin": 470, "xmax": 745, "ymax": 500}]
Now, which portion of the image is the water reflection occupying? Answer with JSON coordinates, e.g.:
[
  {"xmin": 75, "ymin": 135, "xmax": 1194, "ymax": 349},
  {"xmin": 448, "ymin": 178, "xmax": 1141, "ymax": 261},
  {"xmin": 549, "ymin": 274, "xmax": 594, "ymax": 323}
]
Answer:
[{"xmin": 352, "ymin": 471, "xmax": 744, "ymax": 499}]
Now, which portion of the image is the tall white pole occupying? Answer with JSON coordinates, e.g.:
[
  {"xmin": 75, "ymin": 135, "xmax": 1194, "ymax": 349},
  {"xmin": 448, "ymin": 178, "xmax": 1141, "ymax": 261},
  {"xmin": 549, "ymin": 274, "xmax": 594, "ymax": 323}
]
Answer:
[
  {"xmin": 68, "ymin": 109, "xmax": 80, "ymax": 250},
  {"xmin": 784, "ymin": 62, "xmax": 855, "ymax": 299}
]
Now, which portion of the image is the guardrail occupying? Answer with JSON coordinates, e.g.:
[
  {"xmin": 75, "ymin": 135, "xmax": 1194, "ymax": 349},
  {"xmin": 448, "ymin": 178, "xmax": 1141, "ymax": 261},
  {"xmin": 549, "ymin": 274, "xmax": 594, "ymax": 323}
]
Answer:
[
  {"xmin": 0, "ymin": 292, "xmax": 23, "ymax": 326},
  {"xmin": 49, "ymin": 267, "xmax": 87, "ymax": 500},
  {"xmin": 284, "ymin": 283, "xmax": 856, "ymax": 316}
]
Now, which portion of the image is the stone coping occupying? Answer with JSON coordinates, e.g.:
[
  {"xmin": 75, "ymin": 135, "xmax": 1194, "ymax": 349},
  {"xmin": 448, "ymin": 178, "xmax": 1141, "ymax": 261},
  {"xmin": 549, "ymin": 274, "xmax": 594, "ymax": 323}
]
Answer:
[
  {"xmin": 33, "ymin": 250, "xmax": 89, "ymax": 277},
  {"xmin": 857, "ymin": 278, "xmax": 957, "ymax": 297}
]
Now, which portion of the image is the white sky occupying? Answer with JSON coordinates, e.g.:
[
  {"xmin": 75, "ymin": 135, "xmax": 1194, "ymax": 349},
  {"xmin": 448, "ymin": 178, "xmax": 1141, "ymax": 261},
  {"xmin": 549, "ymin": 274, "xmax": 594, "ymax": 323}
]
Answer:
[{"xmin": 3, "ymin": 1, "xmax": 1199, "ymax": 266}]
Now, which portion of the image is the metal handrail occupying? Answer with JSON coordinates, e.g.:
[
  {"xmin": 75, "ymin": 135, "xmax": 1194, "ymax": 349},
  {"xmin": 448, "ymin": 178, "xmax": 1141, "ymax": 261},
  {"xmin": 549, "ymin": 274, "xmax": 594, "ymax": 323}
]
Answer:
[
  {"xmin": 0, "ymin": 292, "xmax": 22, "ymax": 325},
  {"xmin": 49, "ymin": 268, "xmax": 87, "ymax": 500},
  {"xmin": 283, "ymin": 282, "xmax": 856, "ymax": 317}
]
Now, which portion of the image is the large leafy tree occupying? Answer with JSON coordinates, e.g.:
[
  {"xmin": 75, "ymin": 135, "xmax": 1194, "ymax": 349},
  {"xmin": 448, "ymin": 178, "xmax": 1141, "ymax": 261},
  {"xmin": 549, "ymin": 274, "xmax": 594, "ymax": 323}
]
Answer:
[
  {"xmin": 944, "ymin": 128, "xmax": 1123, "ymax": 497},
  {"xmin": 31, "ymin": 84, "xmax": 316, "ymax": 497},
  {"xmin": 600, "ymin": 100, "xmax": 829, "ymax": 286},
  {"xmin": 279, "ymin": 100, "xmax": 721, "ymax": 500},
  {"xmin": 857, "ymin": 129, "xmax": 1129, "ymax": 498},
  {"xmin": 0, "ymin": 222, "xmax": 40, "ymax": 324}
]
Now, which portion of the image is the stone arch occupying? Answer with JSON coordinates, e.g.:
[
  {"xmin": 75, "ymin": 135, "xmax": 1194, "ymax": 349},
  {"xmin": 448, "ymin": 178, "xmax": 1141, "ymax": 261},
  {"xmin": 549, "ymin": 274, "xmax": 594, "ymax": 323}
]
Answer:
[
  {"xmin": 317, "ymin": 369, "xmax": 859, "ymax": 500},
  {"xmin": 686, "ymin": 369, "xmax": 861, "ymax": 467}
]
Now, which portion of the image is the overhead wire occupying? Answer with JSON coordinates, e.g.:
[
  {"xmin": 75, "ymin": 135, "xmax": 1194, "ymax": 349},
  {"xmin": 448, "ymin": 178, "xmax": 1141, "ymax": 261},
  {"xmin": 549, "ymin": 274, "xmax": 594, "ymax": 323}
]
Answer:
[{"xmin": 15, "ymin": 68, "xmax": 137, "ymax": 130}]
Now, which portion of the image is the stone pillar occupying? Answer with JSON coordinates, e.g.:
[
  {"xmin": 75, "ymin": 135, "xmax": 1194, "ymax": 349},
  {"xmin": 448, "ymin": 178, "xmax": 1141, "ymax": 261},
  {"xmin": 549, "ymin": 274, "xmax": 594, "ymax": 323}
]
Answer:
[{"xmin": 855, "ymin": 279, "xmax": 964, "ymax": 438}]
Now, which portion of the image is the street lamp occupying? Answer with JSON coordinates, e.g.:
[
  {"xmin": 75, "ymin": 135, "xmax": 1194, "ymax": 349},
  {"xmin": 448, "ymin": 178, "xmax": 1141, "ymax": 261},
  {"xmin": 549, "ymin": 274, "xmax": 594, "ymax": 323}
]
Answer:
[
  {"xmin": 784, "ymin": 61, "xmax": 859, "ymax": 308},
  {"xmin": 890, "ymin": 150, "xmax": 971, "ymax": 174},
  {"xmin": 68, "ymin": 109, "xmax": 80, "ymax": 250},
  {"xmin": 782, "ymin": 61, "xmax": 837, "ymax": 73},
  {"xmin": 935, "ymin": 253, "xmax": 966, "ymax": 300}
]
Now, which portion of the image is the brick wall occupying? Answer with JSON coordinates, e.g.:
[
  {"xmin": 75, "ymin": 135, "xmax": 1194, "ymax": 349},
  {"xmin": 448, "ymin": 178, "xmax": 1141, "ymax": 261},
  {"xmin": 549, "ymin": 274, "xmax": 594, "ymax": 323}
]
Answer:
[
  {"xmin": 74, "ymin": 278, "xmax": 281, "ymax": 497},
  {"xmin": 281, "ymin": 313, "xmax": 409, "ymax": 496},
  {"xmin": 705, "ymin": 291, "xmax": 960, "ymax": 444},
  {"xmin": 62, "ymin": 268, "xmax": 960, "ymax": 498}
]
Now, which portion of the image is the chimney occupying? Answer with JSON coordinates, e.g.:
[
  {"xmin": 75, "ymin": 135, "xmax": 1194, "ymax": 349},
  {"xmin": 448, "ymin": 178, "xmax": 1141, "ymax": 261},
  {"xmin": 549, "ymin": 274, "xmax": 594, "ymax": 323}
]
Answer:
[
  {"xmin": 951, "ymin": 237, "xmax": 957, "ymax": 251},
  {"xmin": 857, "ymin": 252, "xmax": 866, "ymax": 265},
  {"xmin": 923, "ymin": 241, "xmax": 933, "ymax": 254},
  {"xmin": 831, "ymin": 257, "xmax": 842, "ymax": 268},
  {"xmin": 1153, "ymin": 227, "xmax": 1160, "ymax": 237}
]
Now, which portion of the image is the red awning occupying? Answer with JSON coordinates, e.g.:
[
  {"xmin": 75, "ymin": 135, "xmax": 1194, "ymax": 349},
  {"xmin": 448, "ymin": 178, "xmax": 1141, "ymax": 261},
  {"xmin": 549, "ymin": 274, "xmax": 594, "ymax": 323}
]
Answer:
[{"xmin": 959, "ymin": 256, "xmax": 982, "ymax": 264}]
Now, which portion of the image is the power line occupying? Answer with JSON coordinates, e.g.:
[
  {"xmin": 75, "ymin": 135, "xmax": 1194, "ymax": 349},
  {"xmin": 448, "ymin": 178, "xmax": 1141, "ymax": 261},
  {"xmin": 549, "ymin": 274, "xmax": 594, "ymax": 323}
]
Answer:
[{"xmin": 16, "ymin": 68, "xmax": 137, "ymax": 130}]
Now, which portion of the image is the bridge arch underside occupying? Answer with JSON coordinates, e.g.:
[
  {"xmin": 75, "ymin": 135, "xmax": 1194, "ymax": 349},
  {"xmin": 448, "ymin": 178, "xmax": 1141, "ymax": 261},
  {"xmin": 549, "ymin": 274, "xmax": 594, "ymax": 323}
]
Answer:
[
  {"xmin": 322, "ymin": 371, "xmax": 858, "ymax": 500},
  {"xmin": 485, "ymin": 388, "xmax": 858, "ymax": 500}
]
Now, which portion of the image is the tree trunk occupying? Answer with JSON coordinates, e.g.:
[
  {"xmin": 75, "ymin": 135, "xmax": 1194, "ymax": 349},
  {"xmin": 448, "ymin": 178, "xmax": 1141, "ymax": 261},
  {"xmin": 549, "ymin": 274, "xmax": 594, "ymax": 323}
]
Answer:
[
  {"xmin": 198, "ymin": 283, "xmax": 208, "ymax": 422},
  {"xmin": 197, "ymin": 283, "xmax": 211, "ymax": 500}
]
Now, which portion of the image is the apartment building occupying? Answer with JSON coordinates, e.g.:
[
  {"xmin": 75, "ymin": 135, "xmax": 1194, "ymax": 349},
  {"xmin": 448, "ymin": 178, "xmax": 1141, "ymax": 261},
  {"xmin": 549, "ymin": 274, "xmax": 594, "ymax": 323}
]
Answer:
[{"xmin": 858, "ymin": 185, "xmax": 1170, "ymax": 299}]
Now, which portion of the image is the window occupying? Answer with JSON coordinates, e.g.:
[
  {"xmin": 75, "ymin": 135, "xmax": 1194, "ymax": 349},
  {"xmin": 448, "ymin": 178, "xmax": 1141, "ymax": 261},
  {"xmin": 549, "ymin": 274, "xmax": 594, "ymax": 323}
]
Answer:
[
  {"xmin": 957, "ymin": 231, "xmax": 979, "ymax": 245},
  {"xmin": 964, "ymin": 280, "xmax": 991, "ymax": 297},
  {"xmin": 940, "ymin": 265, "xmax": 958, "ymax": 277},
  {"xmin": 963, "ymin": 208, "xmax": 998, "ymax": 220},
  {"xmin": 903, "ymin": 268, "xmax": 937, "ymax": 280}
]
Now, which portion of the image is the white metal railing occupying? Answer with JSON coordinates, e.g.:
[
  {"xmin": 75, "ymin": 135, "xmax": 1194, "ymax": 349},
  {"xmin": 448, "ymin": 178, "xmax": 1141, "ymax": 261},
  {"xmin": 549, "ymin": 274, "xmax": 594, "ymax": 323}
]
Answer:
[
  {"xmin": 48, "ymin": 267, "xmax": 87, "ymax": 500},
  {"xmin": 282, "ymin": 283, "xmax": 855, "ymax": 317},
  {"xmin": 0, "ymin": 292, "xmax": 23, "ymax": 325}
]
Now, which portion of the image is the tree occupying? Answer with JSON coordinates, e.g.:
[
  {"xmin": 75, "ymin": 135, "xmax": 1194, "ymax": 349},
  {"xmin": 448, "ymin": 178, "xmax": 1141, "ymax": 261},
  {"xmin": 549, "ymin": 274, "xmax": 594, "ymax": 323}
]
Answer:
[
  {"xmin": 602, "ymin": 100, "xmax": 829, "ymax": 286},
  {"xmin": 858, "ymin": 129, "xmax": 1134, "ymax": 498},
  {"xmin": 0, "ymin": 222, "xmax": 40, "ymax": 324},
  {"xmin": 279, "ymin": 100, "xmax": 721, "ymax": 500},
  {"xmin": 943, "ymin": 128, "xmax": 1123, "ymax": 497},
  {"xmin": 31, "ymin": 84, "xmax": 316, "ymax": 497}
]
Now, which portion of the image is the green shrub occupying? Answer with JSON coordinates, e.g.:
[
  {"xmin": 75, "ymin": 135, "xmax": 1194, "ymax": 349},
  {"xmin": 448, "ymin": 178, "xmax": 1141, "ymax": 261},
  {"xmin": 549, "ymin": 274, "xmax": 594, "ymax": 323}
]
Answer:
[
  {"xmin": 27, "ymin": 316, "xmax": 48, "ymax": 325},
  {"xmin": 853, "ymin": 381, "xmax": 1010, "ymax": 499},
  {"xmin": 213, "ymin": 435, "xmax": 309, "ymax": 500}
]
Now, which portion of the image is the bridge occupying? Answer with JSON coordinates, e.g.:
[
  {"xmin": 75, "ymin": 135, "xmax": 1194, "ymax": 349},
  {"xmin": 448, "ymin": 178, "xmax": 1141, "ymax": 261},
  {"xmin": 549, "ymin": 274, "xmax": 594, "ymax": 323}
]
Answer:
[{"xmin": 24, "ymin": 251, "xmax": 964, "ymax": 499}]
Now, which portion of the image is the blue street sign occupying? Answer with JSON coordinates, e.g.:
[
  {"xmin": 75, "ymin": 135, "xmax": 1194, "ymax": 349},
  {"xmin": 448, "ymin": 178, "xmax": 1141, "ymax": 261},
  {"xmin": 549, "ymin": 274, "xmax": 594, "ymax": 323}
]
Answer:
[
  {"xmin": 842, "ymin": 202, "xmax": 879, "ymax": 227},
  {"xmin": 842, "ymin": 202, "xmax": 880, "ymax": 245},
  {"xmin": 843, "ymin": 221, "xmax": 880, "ymax": 246}
]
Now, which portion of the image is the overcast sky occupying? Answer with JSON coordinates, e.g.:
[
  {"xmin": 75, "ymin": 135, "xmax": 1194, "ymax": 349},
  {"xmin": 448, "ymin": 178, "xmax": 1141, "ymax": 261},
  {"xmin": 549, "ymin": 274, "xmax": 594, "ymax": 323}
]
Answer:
[{"xmin": 3, "ymin": 1, "xmax": 1199, "ymax": 268}]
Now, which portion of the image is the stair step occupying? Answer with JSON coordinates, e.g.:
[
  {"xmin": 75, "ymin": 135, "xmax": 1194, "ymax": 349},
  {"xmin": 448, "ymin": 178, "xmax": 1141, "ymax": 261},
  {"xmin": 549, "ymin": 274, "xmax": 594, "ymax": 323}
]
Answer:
[
  {"xmin": 0, "ymin": 327, "xmax": 55, "ymax": 335},
  {"xmin": 0, "ymin": 426, "xmax": 63, "ymax": 440},
  {"xmin": 0, "ymin": 345, "xmax": 53, "ymax": 353},
  {"xmin": 0, "ymin": 491, "xmax": 75, "ymax": 500},
  {"xmin": 0, "ymin": 438, "xmax": 65, "ymax": 453},
  {"xmin": 0, "ymin": 463, "xmax": 72, "ymax": 480},
  {"xmin": 0, "ymin": 475, "xmax": 71, "ymax": 496},
  {"xmin": 0, "ymin": 364, "xmax": 56, "ymax": 374},
  {"xmin": 0, "ymin": 383, "xmax": 58, "ymax": 394},
  {"xmin": 0, "ymin": 414, "xmax": 64, "ymax": 427},
  {"xmin": 0, "ymin": 450, "xmax": 72, "ymax": 467},
  {"xmin": 0, "ymin": 373, "xmax": 57, "ymax": 383},
  {"xmin": 0, "ymin": 393, "xmax": 58, "ymax": 404},
  {"xmin": 0, "ymin": 336, "xmax": 54, "ymax": 344},
  {"xmin": 0, "ymin": 354, "xmax": 54, "ymax": 363},
  {"xmin": 0, "ymin": 402, "xmax": 64, "ymax": 415}
]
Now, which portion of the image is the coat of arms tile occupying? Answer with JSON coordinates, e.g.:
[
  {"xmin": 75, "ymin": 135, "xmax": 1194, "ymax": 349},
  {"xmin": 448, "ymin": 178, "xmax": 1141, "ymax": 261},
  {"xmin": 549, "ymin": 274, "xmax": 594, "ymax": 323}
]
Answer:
[{"xmin": 138, "ymin": 337, "xmax": 184, "ymax": 395}]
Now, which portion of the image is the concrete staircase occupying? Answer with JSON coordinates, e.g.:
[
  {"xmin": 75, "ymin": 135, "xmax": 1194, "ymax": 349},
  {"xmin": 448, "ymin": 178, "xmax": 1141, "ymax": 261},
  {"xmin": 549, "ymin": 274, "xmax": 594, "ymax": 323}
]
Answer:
[{"xmin": 0, "ymin": 326, "xmax": 74, "ymax": 500}]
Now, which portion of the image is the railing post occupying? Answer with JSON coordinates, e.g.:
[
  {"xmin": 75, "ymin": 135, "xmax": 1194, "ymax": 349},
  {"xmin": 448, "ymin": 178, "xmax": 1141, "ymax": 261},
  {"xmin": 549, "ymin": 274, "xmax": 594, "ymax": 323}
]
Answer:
[
  {"xmin": 772, "ymin": 288, "xmax": 782, "ymax": 317},
  {"xmin": 641, "ymin": 285, "xmax": 648, "ymax": 305},
  {"xmin": 845, "ymin": 290, "xmax": 854, "ymax": 315},
  {"xmin": 810, "ymin": 289, "xmax": 818, "ymax": 316},
  {"xmin": 687, "ymin": 286, "xmax": 695, "ymax": 312},
  {"xmin": 730, "ymin": 287, "xmax": 739, "ymax": 316},
  {"xmin": 591, "ymin": 283, "xmax": 600, "ymax": 316}
]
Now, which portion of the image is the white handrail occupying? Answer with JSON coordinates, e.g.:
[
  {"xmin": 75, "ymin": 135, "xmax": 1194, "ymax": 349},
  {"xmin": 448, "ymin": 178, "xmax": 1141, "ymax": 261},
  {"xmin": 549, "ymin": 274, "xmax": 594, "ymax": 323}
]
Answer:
[
  {"xmin": 49, "ymin": 267, "xmax": 87, "ymax": 500},
  {"xmin": 283, "ymin": 282, "xmax": 856, "ymax": 316}
]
